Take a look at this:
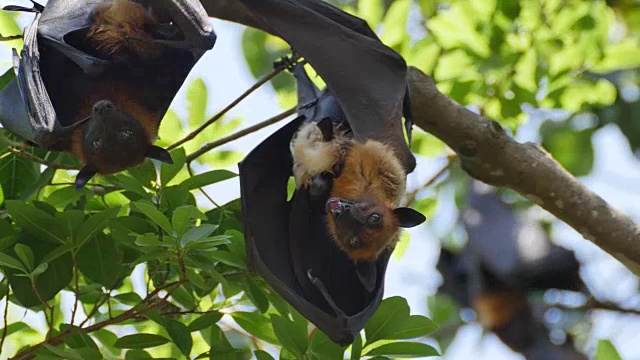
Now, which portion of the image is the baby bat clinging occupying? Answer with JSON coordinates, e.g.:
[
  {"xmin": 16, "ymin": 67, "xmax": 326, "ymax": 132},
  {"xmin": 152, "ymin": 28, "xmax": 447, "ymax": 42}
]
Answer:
[{"xmin": 291, "ymin": 121, "xmax": 426, "ymax": 263}]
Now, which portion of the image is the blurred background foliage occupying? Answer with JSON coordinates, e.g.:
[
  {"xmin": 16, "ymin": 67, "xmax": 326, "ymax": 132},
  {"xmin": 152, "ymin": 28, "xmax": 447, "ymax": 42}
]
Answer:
[{"xmin": 0, "ymin": 0, "xmax": 638, "ymax": 359}]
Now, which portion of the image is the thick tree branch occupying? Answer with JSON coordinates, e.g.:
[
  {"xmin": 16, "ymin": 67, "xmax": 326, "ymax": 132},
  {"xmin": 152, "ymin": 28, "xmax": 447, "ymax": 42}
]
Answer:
[{"xmin": 407, "ymin": 67, "xmax": 640, "ymax": 275}]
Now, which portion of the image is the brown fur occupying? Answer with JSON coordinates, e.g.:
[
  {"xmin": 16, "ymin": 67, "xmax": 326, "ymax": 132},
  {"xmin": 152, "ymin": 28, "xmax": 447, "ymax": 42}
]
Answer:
[
  {"xmin": 87, "ymin": 0, "xmax": 163, "ymax": 63},
  {"xmin": 474, "ymin": 291, "xmax": 529, "ymax": 330},
  {"xmin": 326, "ymin": 141, "xmax": 406, "ymax": 261},
  {"xmin": 290, "ymin": 123, "xmax": 408, "ymax": 262}
]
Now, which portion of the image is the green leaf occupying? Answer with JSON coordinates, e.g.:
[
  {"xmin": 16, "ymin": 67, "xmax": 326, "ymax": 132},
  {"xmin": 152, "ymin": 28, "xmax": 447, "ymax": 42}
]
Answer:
[
  {"xmin": 254, "ymin": 350, "xmax": 275, "ymax": 360},
  {"xmin": 13, "ymin": 243, "xmax": 34, "ymax": 270},
  {"xmin": 46, "ymin": 186, "xmax": 82, "ymax": 209},
  {"xmin": 6, "ymin": 236, "xmax": 73, "ymax": 307},
  {"xmin": 114, "ymin": 334, "xmax": 170, "ymax": 349},
  {"xmin": 105, "ymin": 174, "xmax": 148, "ymax": 195},
  {"xmin": 596, "ymin": 339, "xmax": 622, "ymax": 360},
  {"xmin": 172, "ymin": 205, "xmax": 207, "ymax": 237},
  {"xmin": 351, "ymin": 334, "xmax": 363, "ymax": 360},
  {"xmin": 186, "ymin": 78, "xmax": 208, "ymax": 127},
  {"xmin": 365, "ymin": 296, "xmax": 410, "ymax": 345},
  {"xmin": 208, "ymin": 251, "xmax": 245, "ymax": 269},
  {"xmin": 308, "ymin": 330, "xmax": 346, "ymax": 360},
  {"xmin": 386, "ymin": 315, "xmax": 439, "ymax": 340},
  {"xmin": 61, "ymin": 324, "xmax": 99, "ymax": 350},
  {"xmin": 271, "ymin": 315, "xmax": 308, "ymax": 357},
  {"xmin": 242, "ymin": 277, "xmax": 269, "ymax": 313},
  {"xmin": 180, "ymin": 224, "xmax": 218, "ymax": 248},
  {"xmin": 40, "ymin": 243, "xmax": 76, "ymax": 265},
  {"xmin": 124, "ymin": 349, "xmax": 153, "ymax": 359},
  {"xmin": 113, "ymin": 292, "xmax": 144, "ymax": 306},
  {"xmin": 6, "ymin": 201, "xmax": 66, "ymax": 244},
  {"xmin": 126, "ymin": 161, "xmax": 157, "ymax": 189},
  {"xmin": 132, "ymin": 202, "xmax": 173, "ymax": 234},
  {"xmin": 358, "ymin": 0, "xmax": 384, "ymax": 27},
  {"xmin": 75, "ymin": 207, "xmax": 120, "ymax": 248},
  {"xmin": 44, "ymin": 344, "xmax": 85, "ymax": 360},
  {"xmin": 161, "ymin": 147, "xmax": 186, "ymax": 186},
  {"xmin": 180, "ymin": 170, "xmax": 237, "ymax": 191},
  {"xmin": 231, "ymin": 312, "xmax": 278, "ymax": 344},
  {"xmin": 165, "ymin": 319, "xmax": 193, "ymax": 356},
  {"xmin": 183, "ymin": 235, "xmax": 230, "ymax": 251},
  {"xmin": 364, "ymin": 342, "xmax": 439, "ymax": 358},
  {"xmin": 0, "ymin": 155, "xmax": 39, "ymax": 201},
  {"xmin": 77, "ymin": 234, "xmax": 131, "ymax": 288},
  {"xmin": 0, "ymin": 68, "xmax": 15, "ymax": 92},
  {"xmin": 188, "ymin": 312, "xmax": 223, "ymax": 332},
  {"xmin": 30, "ymin": 262, "xmax": 48, "ymax": 277},
  {"xmin": 0, "ymin": 251, "xmax": 25, "ymax": 271}
]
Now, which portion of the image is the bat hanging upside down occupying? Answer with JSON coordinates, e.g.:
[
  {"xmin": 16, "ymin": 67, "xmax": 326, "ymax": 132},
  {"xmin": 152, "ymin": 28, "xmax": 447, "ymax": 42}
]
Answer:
[
  {"xmin": 291, "ymin": 120, "xmax": 426, "ymax": 262},
  {"xmin": 68, "ymin": 0, "xmax": 202, "ymax": 188}
]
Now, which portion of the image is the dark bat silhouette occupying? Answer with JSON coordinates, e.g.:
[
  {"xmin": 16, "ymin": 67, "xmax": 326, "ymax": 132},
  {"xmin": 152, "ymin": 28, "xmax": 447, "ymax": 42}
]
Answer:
[
  {"xmin": 0, "ymin": 0, "xmax": 216, "ymax": 188},
  {"xmin": 437, "ymin": 180, "xmax": 587, "ymax": 360},
  {"xmin": 231, "ymin": 0, "xmax": 424, "ymax": 345}
]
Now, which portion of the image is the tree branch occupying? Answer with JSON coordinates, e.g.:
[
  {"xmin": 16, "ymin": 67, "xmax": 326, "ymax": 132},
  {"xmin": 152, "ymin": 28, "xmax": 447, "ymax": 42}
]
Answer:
[
  {"xmin": 186, "ymin": 107, "xmax": 296, "ymax": 163},
  {"xmin": 407, "ymin": 66, "xmax": 640, "ymax": 275}
]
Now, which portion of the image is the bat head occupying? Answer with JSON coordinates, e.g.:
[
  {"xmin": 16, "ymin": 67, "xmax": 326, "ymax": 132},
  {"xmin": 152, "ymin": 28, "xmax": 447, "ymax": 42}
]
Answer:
[
  {"xmin": 74, "ymin": 100, "xmax": 172, "ymax": 188},
  {"xmin": 325, "ymin": 197, "xmax": 425, "ymax": 262}
]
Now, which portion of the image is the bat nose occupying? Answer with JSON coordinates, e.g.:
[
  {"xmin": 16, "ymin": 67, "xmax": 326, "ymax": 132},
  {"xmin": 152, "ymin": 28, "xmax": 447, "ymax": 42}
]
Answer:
[
  {"xmin": 326, "ymin": 198, "xmax": 350, "ymax": 218},
  {"xmin": 92, "ymin": 100, "xmax": 115, "ymax": 116}
]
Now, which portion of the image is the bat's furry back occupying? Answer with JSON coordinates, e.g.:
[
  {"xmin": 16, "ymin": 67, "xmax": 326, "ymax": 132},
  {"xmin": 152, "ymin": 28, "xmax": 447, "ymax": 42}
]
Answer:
[
  {"xmin": 87, "ymin": 0, "xmax": 164, "ymax": 63},
  {"xmin": 291, "ymin": 122, "xmax": 424, "ymax": 262}
]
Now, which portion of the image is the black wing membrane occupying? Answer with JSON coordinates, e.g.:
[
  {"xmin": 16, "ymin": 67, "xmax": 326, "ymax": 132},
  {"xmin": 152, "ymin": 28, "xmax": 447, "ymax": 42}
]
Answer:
[{"xmin": 0, "ymin": 0, "xmax": 215, "ymax": 149}]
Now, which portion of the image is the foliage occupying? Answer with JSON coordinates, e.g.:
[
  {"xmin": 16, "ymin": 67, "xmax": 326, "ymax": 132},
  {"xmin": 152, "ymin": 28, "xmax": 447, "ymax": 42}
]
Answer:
[{"xmin": 0, "ymin": 0, "xmax": 639, "ymax": 358}]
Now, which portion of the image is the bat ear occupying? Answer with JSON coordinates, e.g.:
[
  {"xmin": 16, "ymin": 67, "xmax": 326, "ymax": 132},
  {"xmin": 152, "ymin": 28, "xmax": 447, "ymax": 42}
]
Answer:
[
  {"xmin": 75, "ymin": 166, "xmax": 97, "ymax": 190},
  {"xmin": 146, "ymin": 145, "xmax": 173, "ymax": 164},
  {"xmin": 355, "ymin": 261, "xmax": 377, "ymax": 293},
  {"xmin": 316, "ymin": 117, "xmax": 334, "ymax": 141},
  {"xmin": 393, "ymin": 207, "xmax": 426, "ymax": 228}
]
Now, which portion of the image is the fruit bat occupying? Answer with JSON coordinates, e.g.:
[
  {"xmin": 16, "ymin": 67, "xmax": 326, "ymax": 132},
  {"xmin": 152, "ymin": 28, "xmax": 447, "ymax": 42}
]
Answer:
[
  {"xmin": 0, "ymin": 0, "xmax": 216, "ymax": 188},
  {"xmin": 437, "ymin": 180, "xmax": 587, "ymax": 360},
  {"xmin": 235, "ymin": 0, "xmax": 425, "ymax": 345}
]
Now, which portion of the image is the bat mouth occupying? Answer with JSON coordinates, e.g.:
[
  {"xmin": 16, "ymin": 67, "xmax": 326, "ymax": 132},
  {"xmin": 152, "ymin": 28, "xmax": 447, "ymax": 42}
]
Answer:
[{"xmin": 326, "ymin": 197, "xmax": 352, "ymax": 217}]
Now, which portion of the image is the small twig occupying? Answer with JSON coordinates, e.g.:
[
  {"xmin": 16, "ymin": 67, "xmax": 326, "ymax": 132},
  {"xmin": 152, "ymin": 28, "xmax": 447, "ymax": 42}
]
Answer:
[
  {"xmin": 168, "ymin": 66, "xmax": 287, "ymax": 151},
  {"xmin": 11, "ymin": 282, "xmax": 181, "ymax": 360},
  {"xmin": 70, "ymin": 253, "xmax": 79, "ymax": 326},
  {"xmin": 78, "ymin": 290, "xmax": 111, "ymax": 328},
  {"xmin": 188, "ymin": 164, "xmax": 219, "ymax": 207},
  {"xmin": 0, "ymin": 35, "xmax": 22, "ymax": 41},
  {"xmin": 186, "ymin": 107, "xmax": 296, "ymax": 163},
  {"xmin": 7, "ymin": 147, "xmax": 77, "ymax": 170},
  {"xmin": 0, "ymin": 278, "xmax": 10, "ymax": 357},
  {"xmin": 30, "ymin": 283, "xmax": 54, "ymax": 339},
  {"xmin": 403, "ymin": 158, "xmax": 453, "ymax": 207}
]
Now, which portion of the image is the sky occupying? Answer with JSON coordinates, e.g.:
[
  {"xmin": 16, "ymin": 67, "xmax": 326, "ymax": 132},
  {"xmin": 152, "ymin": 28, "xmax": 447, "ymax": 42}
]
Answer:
[{"xmin": 2, "ymin": 3, "xmax": 640, "ymax": 359}]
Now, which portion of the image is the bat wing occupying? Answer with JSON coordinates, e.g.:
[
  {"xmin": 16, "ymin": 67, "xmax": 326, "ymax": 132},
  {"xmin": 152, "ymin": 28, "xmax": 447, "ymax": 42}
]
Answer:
[
  {"xmin": 212, "ymin": 0, "xmax": 416, "ymax": 172},
  {"xmin": 240, "ymin": 61, "xmax": 393, "ymax": 345},
  {"xmin": 0, "ymin": 13, "xmax": 77, "ymax": 150},
  {"xmin": 0, "ymin": 0, "xmax": 215, "ymax": 150}
]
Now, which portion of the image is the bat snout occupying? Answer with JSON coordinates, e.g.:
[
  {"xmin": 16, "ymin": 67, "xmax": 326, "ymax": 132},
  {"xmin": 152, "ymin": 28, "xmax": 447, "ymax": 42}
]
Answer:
[
  {"xmin": 92, "ymin": 100, "xmax": 116, "ymax": 116},
  {"xmin": 326, "ymin": 197, "xmax": 352, "ymax": 218}
]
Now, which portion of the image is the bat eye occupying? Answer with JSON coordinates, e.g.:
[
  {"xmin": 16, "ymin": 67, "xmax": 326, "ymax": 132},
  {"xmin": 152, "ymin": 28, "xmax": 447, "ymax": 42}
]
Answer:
[
  {"xmin": 92, "ymin": 140, "xmax": 102, "ymax": 150},
  {"xmin": 349, "ymin": 237, "xmax": 362, "ymax": 249},
  {"xmin": 367, "ymin": 213, "xmax": 382, "ymax": 226}
]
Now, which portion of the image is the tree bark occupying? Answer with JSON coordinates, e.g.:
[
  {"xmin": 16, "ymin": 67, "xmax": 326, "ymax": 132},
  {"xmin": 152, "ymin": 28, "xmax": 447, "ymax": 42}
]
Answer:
[{"xmin": 407, "ymin": 67, "xmax": 640, "ymax": 275}]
